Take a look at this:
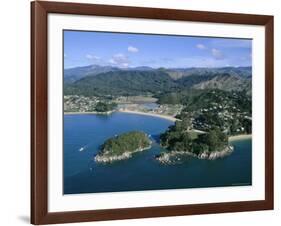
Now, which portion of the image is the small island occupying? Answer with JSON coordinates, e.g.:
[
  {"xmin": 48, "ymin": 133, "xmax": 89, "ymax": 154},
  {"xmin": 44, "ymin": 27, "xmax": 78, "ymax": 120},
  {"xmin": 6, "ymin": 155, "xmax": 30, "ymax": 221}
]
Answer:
[
  {"xmin": 95, "ymin": 131, "xmax": 152, "ymax": 163},
  {"xmin": 156, "ymin": 120, "xmax": 234, "ymax": 164}
]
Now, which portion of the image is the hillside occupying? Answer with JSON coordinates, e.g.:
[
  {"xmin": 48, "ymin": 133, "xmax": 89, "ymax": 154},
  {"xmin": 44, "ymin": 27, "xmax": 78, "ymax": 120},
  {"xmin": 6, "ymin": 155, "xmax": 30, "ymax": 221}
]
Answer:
[
  {"xmin": 64, "ymin": 65, "xmax": 251, "ymax": 82},
  {"xmin": 64, "ymin": 65, "xmax": 119, "ymax": 83},
  {"xmin": 64, "ymin": 70, "xmax": 178, "ymax": 96},
  {"xmin": 64, "ymin": 65, "xmax": 252, "ymax": 96},
  {"xmin": 165, "ymin": 66, "xmax": 252, "ymax": 80},
  {"xmin": 192, "ymin": 74, "xmax": 251, "ymax": 92}
]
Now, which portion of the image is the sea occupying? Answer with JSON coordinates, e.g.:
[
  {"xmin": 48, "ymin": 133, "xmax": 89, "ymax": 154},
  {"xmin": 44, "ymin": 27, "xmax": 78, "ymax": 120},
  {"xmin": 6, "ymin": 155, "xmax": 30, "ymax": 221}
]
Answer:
[{"xmin": 64, "ymin": 112, "xmax": 252, "ymax": 194}]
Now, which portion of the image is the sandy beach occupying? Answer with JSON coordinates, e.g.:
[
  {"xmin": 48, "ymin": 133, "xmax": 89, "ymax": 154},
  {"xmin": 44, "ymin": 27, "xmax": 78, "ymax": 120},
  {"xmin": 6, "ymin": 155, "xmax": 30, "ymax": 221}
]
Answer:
[
  {"xmin": 64, "ymin": 111, "xmax": 114, "ymax": 115},
  {"xmin": 118, "ymin": 109, "xmax": 178, "ymax": 122},
  {"xmin": 64, "ymin": 110, "xmax": 178, "ymax": 122},
  {"xmin": 229, "ymin": 134, "xmax": 252, "ymax": 141}
]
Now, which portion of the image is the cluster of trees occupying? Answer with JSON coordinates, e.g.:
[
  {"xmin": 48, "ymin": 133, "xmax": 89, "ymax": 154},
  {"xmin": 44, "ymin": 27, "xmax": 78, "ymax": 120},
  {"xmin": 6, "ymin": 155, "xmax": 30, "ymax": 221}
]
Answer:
[
  {"xmin": 197, "ymin": 128, "xmax": 228, "ymax": 152},
  {"xmin": 229, "ymin": 118, "xmax": 252, "ymax": 134},
  {"xmin": 94, "ymin": 102, "xmax": 117, "ymax": 112},
  {"xmin": 100, "ymin": 131, "xmax": 151, "ymax": 156},
  {"xmin": 156, "ymin": 89, "xmax": 204, "ymax": 105},
  {"xmin": 160, "ymin": 122, "xmax": 228, "ymax": 155},
  {"xmin": 159, "ymin": 89, "xmax": 251, "ymax": 113},
  {"xmin": 176, "ymin": 74, "xmax": 217, "ymax": 88},
  {"xmin": 160, "ymin": 119, "xmax": 194, "ymax": 151}
]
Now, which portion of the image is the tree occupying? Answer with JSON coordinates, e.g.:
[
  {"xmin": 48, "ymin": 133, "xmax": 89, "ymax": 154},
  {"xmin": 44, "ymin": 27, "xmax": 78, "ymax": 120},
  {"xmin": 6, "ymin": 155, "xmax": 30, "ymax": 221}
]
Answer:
[{"xmin": 95, "ymin": 102, "xmax": 117, "ymax": 112}]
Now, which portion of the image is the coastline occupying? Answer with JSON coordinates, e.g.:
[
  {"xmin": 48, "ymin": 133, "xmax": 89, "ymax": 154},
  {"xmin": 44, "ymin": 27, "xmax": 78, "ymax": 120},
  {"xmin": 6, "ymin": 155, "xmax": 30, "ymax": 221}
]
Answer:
[
  {"xmin": 64, "ymin": 109, "xmax": 178, "ymax": 122},
  {"xmin": 118, "ymin": 109, "xmax": 178, "ymax": 122},
  {"xmin": 228, "ymin": 134, "xmax": 252, "ymax": 141},
  {"xmin": 64, "ymin": 110, "xmax": 114, "ymax": 115},
  {"xmin": 156, "ymin": 145, "xmax": 234, "ymax": 164},
  {"xmin": 95, "ymin": 144, "xmax": 152, "ymax": 164}
]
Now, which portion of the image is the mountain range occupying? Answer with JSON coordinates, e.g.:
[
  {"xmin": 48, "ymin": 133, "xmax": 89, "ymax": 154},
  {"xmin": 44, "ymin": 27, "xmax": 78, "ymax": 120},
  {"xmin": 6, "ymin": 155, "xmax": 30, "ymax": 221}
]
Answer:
[{"xmin": 64, "ymin": 65, "xmax": 252, "ymax": 96}]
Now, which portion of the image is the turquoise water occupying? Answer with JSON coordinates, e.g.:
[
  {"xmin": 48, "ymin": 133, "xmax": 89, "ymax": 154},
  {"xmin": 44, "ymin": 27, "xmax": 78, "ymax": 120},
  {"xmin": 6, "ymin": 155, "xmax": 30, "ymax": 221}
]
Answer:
[{"xmin": 64, "ymin": 113, "xmax": 252, "ymax": 194}]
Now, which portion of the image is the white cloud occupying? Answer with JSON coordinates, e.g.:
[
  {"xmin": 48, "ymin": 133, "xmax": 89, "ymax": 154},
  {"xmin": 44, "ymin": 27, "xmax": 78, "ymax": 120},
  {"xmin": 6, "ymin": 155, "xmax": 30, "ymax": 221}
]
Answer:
[
  {"xmin": 86, "ymin": 54, "xmax": 100, "ymax": 60},
  {"xmin": 128, "ymin": 46, "xmax": 139, "ymax": 53},
  {"xmin": 196, "ymin": 44, "xmax": 206, "ymax": 50},
  {"xmin": 211, "ymin": 48, "xmax": 224, "ymax": 60},
  {"xmin": 109, "ymin": 53, "xmax": 130, "ymax": 67}
]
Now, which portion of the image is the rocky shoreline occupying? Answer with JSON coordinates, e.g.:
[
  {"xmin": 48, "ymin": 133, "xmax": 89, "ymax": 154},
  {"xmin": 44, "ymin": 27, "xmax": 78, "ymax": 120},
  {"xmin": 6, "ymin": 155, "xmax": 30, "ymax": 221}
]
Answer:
[
  {"xmin": 94, "ymin": 144, "xmax": 152, "ymax": 164},
  {"xmin": 156, "ymin": 145, "xmax": 234, "ymax": 164}
]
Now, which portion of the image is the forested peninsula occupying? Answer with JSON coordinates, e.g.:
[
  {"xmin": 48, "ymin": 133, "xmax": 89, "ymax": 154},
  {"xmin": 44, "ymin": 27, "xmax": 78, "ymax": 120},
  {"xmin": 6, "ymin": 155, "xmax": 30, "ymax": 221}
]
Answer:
[{"xmin": 157, "ymin": 121, "xmax": 234, "ymax": 164}]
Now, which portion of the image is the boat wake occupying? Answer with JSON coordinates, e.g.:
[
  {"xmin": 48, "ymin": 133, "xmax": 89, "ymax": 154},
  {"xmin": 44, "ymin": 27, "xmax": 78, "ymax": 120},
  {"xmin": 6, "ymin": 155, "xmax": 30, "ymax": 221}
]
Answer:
[{"xmin": 78, "ymin": 145, "xmax": 87, "ymax": 152}]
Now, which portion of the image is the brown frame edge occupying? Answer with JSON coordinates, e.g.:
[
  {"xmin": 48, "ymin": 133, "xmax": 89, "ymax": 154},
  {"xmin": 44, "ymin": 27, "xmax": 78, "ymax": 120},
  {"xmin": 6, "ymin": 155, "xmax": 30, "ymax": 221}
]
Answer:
[{"xmin": 31, "ymin": 1, "xmax": 274, "ymax": 225}]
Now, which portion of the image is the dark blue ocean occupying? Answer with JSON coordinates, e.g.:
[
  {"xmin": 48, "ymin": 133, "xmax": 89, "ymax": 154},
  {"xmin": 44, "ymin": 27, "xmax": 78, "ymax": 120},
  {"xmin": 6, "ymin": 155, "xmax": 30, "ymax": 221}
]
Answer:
[{"xmin": 64, "ymin": 113, "xmax": 252, "ymax": 194}]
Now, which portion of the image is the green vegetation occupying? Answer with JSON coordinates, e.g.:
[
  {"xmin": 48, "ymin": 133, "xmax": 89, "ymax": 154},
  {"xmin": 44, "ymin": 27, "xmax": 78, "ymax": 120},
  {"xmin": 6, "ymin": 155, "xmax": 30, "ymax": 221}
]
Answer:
[
  {"xmin": 64, "ymin": 67, "xmax": 251, "ymax": 97},
  {"xmin": 177, "ymin": 74, "xmax": 216, "ymax": 88},
  {"xmin": 165, "ymin": 66, "xmax": 251, "ymax": 80},
  {"xmin": 157, "ymin": 89, "xmax": 252, "ymax": 136},
  {"xmin": 64, "ymin": 70, "xmax": 178, "ymax": 96},
  {"xmin": 95, "ymin": 102, "xmax": 117, "ymax": 112},
  {"xmin": 157, "ymin": 88, "xmax": 251, "ymax": 162},
  {"xmin": 177, "ymin": 90, "xmax": 252, "ymax": 135},
  {"xmin": 156, "ymin": 89, "xmax": 204, "ymax": 105},
  {"xmin": 183, "ymin": 89, "xmax": 251, "ymax": 113},
  {"xmin": 160, "ymin": 122, "xmax": 228, "ymax": 156},
  {"xmin": 196, "ymin": 128, "xmax": 228, "ymax": 153},
  {"xmin": 64, "ymin": 65, "xmax": 119, "ymax": 83},
  {"xmin": 100, "ymin": 131, "xmax": 151, "ymax": 156}
]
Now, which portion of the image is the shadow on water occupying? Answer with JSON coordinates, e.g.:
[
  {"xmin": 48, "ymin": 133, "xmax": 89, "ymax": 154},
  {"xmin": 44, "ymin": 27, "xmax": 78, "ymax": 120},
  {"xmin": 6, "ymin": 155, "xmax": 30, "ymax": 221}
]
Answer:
[{"xmin": 150, "ymin": 134, "xmax": 161, "ymax": 143}]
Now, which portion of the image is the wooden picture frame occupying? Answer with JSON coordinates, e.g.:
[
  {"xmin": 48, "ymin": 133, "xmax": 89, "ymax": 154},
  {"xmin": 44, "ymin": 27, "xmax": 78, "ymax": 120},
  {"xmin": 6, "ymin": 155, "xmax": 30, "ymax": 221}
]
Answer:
[{"xmin": 31, "ymin": 1, "xmax": 274, "ymax": 224}]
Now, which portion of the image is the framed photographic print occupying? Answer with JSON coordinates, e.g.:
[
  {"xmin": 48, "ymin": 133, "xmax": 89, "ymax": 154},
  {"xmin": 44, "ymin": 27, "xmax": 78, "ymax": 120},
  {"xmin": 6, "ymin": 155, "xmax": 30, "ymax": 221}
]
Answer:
[{"xmin": 31, "ymin": 1, "xmax": 274, "ymax": 224}]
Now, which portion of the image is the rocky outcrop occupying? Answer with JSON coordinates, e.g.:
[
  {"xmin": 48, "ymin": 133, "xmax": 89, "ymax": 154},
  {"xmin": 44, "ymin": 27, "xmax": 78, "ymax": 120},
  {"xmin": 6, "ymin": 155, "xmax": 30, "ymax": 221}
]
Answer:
[
  {"xmin": 95, "ymin": 145, "xmax": 151, "ymax": 164},
  {"xmin": 156, "ymin": 145, "xmax": 234, "ymax": 164},
  {"xmin": 197, "ymin": 145, "xmax": 234, "ymax": 160}
]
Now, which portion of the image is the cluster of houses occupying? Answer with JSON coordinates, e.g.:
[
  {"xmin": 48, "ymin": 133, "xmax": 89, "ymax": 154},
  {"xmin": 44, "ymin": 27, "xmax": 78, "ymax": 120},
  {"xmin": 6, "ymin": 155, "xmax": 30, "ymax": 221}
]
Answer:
[
  {"xmin": 119, "ymin": 103, "xmax": 183, "ymax": 117},
  {"xmin": 64, "ymin": 95, "xmax": 100, "ymax": 112},
  {"xmin": 190, "ymin": 93, "xmax": 252, "ymax": 135},
  {"xmin": 144, "ymin": 104, "xmax": 183, "ymax": 116}
]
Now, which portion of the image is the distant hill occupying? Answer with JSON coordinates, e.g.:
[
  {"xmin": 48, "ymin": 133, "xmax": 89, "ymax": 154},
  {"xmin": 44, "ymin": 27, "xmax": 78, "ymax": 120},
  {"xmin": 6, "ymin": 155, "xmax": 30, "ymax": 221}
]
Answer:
[
  {"xmin": 192, "ymin": 73, "xmax": 251, "ymax": 92},
  {"xmin": 165, "ymin": 67, "xmax": 252, "ymax": 80},
  {"xmin": 64, "ymin": 70, "xmax": 178, "ymax": 96},
  {"xmin": 64, "ymin": 65, "xmax": 119, "ymax": 83},
  {"xmin": 64, "ymin": 65, "xmax": 155, "ymax": 83},
  {"xmin": 64, "ymin": 65, "xmax": 252, "ymax": 96},
  {"xmin": 64, "ymin": 65, "xmax": 251, "ymax": 82}
]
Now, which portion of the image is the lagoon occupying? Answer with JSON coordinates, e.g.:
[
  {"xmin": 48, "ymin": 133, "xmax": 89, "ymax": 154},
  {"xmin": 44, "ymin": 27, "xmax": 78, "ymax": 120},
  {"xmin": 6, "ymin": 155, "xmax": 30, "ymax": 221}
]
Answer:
[{"xmin": 64, "ymin": 113, "xmax": 252, "ymax": 194}]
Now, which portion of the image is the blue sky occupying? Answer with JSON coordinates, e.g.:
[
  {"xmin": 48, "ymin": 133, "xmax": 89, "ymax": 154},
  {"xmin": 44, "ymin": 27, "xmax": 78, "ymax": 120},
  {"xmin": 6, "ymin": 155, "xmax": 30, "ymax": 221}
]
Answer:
[{"xmin": 64, "ymin": 30, "xmax": 252, "ymax": 69}]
